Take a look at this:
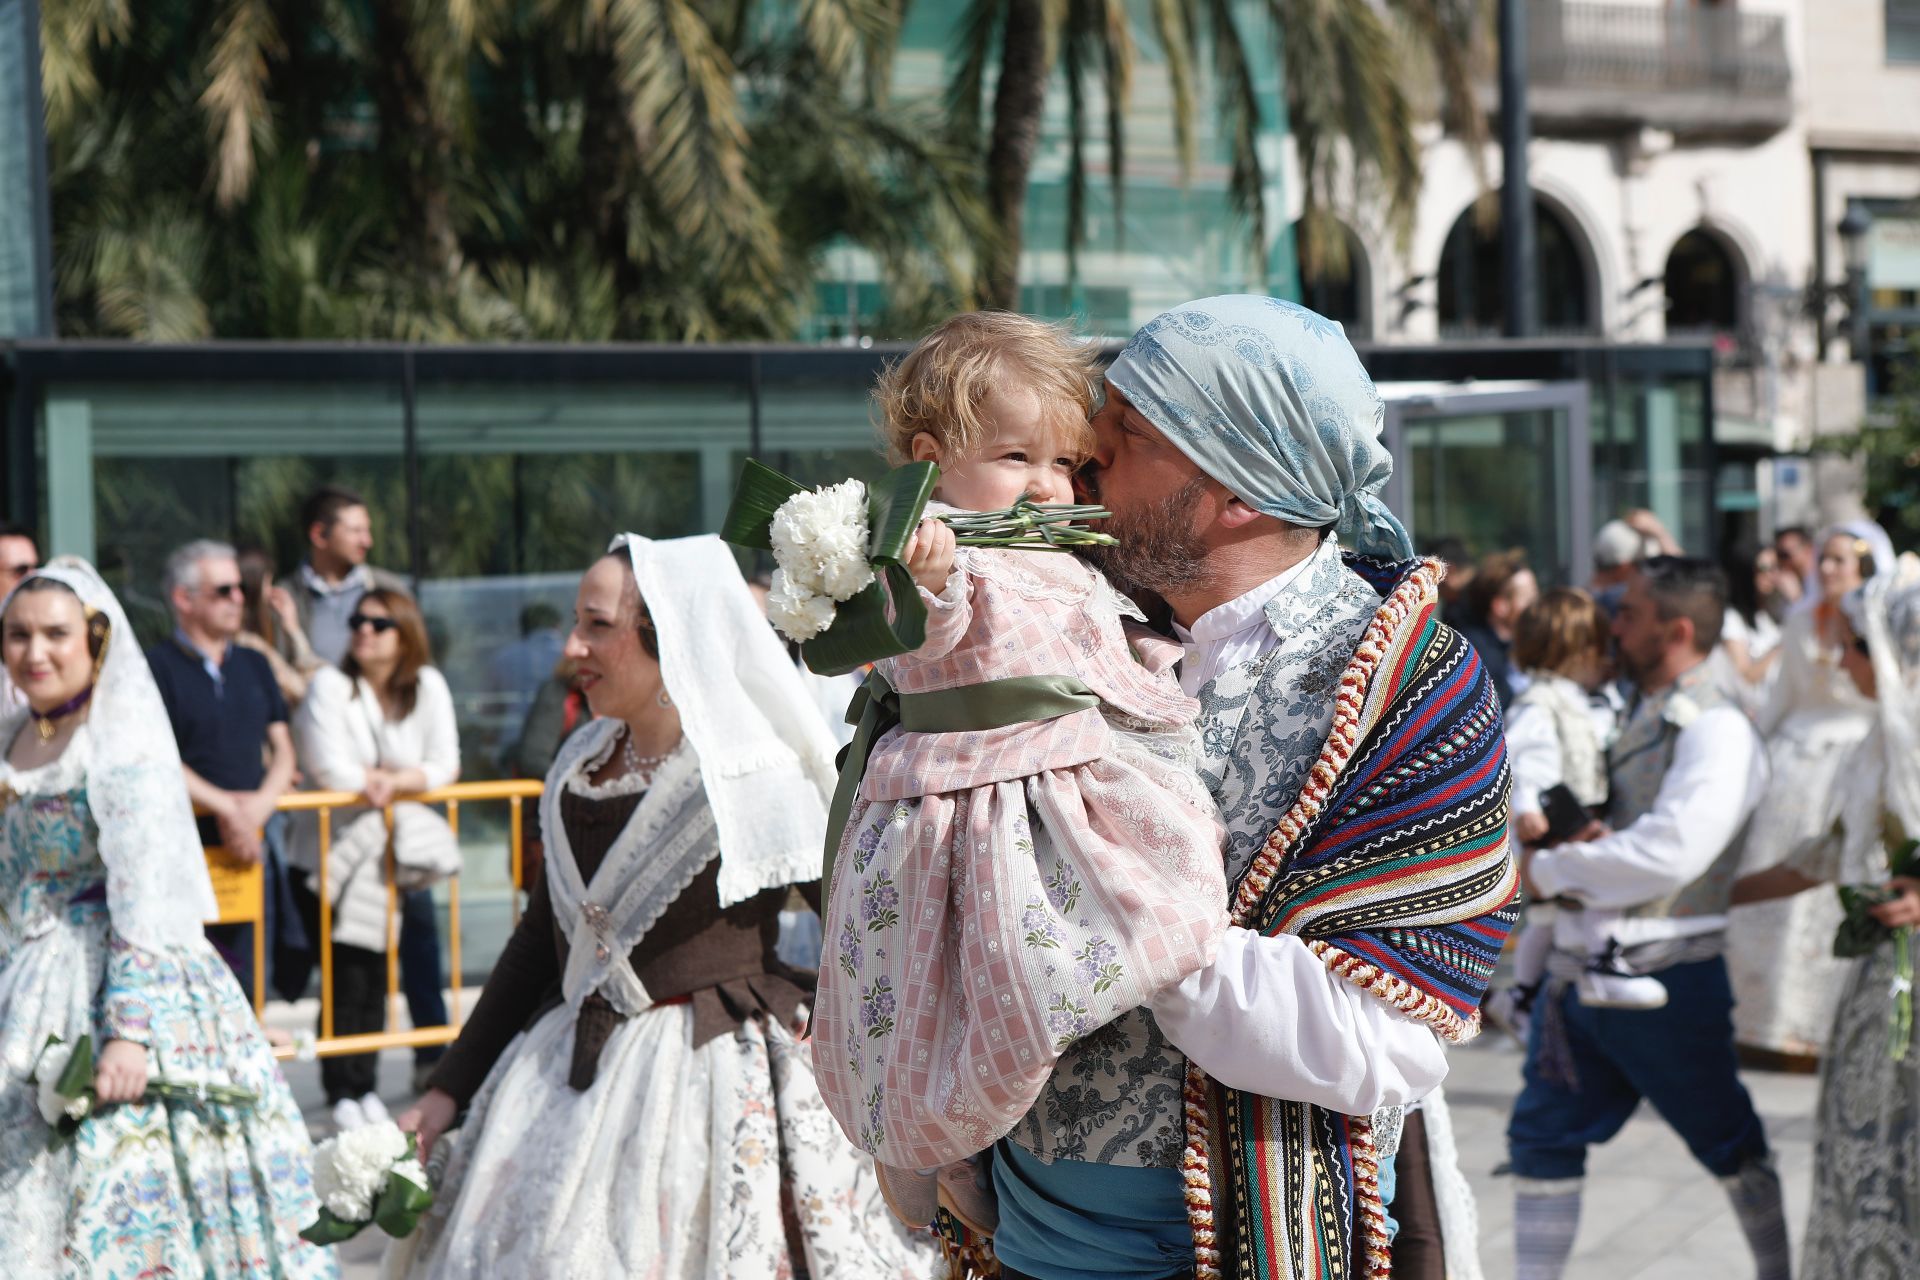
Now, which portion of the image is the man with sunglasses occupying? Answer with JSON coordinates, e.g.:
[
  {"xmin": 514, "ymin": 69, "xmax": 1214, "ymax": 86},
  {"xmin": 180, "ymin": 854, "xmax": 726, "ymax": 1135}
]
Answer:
[{"xmin": 148, "ymin": 538, "xmax": 304, "ymax": 999}]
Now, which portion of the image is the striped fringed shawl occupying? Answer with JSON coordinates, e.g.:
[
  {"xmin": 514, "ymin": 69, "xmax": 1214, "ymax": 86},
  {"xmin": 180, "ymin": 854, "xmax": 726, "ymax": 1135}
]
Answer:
[{"xmin": 1183, "ymin": 554, "xmax": 1520, "ymax": 1280}]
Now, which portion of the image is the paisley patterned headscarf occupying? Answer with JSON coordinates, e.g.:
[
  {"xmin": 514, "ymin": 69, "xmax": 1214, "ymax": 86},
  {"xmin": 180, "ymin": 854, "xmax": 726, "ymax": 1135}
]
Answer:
[{"xmin": 1105, "ymin": 294, "xmax": 1414, "ymax": 561}]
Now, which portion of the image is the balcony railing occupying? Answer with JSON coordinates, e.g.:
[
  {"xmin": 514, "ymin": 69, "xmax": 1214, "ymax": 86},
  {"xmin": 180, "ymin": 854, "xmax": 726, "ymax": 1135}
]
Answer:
[
  {"xmin": 1516, "ymin": 0, "xmax": 1793, "ymax": 137},
  {"xmin": 202, "ymin": 778, "xmax": 544, "ymax": 1060}
]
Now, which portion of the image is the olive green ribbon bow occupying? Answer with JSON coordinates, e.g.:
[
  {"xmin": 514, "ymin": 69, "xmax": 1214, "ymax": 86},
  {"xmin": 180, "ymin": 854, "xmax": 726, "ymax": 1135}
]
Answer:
[{"xmin": 823, "ymin": 670, "xmax": 1100, "ymax": 889}]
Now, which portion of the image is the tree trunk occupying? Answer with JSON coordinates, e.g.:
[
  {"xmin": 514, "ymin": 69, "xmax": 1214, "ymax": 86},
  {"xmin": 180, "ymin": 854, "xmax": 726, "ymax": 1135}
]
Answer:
[
  {"xmin": 366, "ymin": 1, "xmax": 461, "ymax": 278},
  {"xmin": 982, "ymin": 0, "xmax": 1050, "ymax": 311}
]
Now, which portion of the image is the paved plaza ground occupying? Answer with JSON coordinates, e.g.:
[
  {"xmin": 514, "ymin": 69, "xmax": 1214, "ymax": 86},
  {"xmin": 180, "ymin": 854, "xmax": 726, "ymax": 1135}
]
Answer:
[{"xmin": 285, "ymin": 1020, "xmax": 1819, "ymax": 1280}]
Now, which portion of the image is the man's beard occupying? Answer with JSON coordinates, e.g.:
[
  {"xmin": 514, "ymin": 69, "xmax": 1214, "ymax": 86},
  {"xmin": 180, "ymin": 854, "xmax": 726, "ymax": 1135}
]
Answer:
[{"xmin": 1081, "ymin": 475, "xmax": 1215, "ymax": 601}]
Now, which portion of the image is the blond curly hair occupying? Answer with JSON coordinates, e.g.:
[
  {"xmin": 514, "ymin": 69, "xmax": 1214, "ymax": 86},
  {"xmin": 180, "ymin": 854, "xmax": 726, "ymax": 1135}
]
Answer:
[{"xmin": 873, "ymin": 312, "xmax": 1102, "ymax": 466}]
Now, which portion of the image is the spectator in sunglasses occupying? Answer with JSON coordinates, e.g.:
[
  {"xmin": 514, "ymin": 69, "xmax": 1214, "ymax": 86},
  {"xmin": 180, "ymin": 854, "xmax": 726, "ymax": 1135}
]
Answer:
[
  {"xmin": 147, "ymin": 539, "xmax": 303, "ymax": 1002},
  {"xmin": 291, "ymin": 586, "xmax": 461, "ymax": 1128}
]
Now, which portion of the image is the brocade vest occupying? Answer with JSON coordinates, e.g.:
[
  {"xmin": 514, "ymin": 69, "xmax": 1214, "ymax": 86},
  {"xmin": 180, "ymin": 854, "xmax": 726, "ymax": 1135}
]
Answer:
[
  {"xmin": 1605, "ymin": 665, "xmax": 1751, "ymax": 922},
  {"xmin": 1009, "ymin": 542, "xmax": 1380, "ymax": 1168}
]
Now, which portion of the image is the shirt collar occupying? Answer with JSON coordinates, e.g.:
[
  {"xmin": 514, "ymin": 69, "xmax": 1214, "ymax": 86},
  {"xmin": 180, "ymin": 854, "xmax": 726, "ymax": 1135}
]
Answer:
[
  {"xmin": 300, "ymin": 560, "xmax": 369, "ymax": 597},
  {"xmin": 172, "ymin": 628, "xmax": 230, "ymax": 682},
  {"xmin": 1173, "ymin": 540, "xmax": 1325, "ymax": 646}
]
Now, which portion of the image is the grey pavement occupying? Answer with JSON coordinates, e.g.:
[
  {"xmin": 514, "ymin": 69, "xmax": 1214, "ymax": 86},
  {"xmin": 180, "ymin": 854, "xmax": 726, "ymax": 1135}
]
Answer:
[{"xmin": 287, "ymin": 1021, "xmax": 1818, "ymax": 1280}]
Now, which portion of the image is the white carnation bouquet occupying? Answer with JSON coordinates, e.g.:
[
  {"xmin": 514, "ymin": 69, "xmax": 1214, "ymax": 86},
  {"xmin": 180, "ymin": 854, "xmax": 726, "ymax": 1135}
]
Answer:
[
  {"xmin": 302, "ymin": 1119, "xmax": 435, "ymax": 1243},
  {"xmin": 32, "ymin": 1033, "xmax": 259, "ymax": 1152},
  {"xmin": 726, "ymin": 459, "xmax": 1116, "ymax": 673}
]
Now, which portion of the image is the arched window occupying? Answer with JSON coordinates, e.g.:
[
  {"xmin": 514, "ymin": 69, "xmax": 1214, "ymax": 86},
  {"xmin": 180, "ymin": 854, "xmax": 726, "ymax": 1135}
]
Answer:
[
  {"xmin": 1663, "ymin": 228, "xmax": 1742, "ymax": 336},
  {"xmin": 1436, "ymin": 196, "xmax": 1595, "ymax": 336},
  {"xmin": 1295, "ymin": 220, "xmax": 1369, "ymax": 339}
]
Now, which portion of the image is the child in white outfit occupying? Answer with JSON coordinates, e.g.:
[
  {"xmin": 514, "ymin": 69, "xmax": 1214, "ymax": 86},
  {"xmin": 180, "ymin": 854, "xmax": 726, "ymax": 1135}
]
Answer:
[{"xmin": 1501, "ymin": 587, "xmax": 1666, "ymax": 1023}]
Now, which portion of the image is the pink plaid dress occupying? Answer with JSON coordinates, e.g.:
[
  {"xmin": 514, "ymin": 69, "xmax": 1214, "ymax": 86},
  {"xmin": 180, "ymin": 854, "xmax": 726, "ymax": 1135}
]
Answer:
[{"xmin": 812, "ymin": 544, "xmax": 1228, "ymax": 1171}]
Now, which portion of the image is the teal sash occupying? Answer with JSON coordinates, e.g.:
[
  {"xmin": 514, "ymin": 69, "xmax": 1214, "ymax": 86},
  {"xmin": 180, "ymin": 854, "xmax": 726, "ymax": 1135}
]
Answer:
[{"xmin": 822, "ymin": 670, "xmax": 1100, "ymax": 889}]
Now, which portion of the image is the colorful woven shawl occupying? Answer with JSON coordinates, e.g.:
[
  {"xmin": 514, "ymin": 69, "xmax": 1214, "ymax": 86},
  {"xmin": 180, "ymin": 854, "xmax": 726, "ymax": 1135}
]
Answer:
[{"xmin": 1183, "ymin": 554, "xmax": 1519, "ymax": 1280}]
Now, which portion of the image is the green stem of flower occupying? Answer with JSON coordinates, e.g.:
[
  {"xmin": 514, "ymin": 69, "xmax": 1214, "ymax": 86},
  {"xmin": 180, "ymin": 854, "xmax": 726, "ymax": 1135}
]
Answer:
[{"xmin": 1893, "ymin": 928, "xmax": 1913, "ymax": 1063}]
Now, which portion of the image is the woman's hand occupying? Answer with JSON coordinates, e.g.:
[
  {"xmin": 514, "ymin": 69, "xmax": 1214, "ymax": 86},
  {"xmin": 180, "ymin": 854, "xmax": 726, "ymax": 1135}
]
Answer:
[
  {"xmin": 903, "ymin": 519, "xmax": 957, "ymax": 597},
  {"xmin": 398, "ymin": 1088, "xmax": 459, "ymax": 1161},
  {"xmin": 362, "ymin": 767, "xmax": 398, "ymax": 810},
  {"xmin": 93, "ymin": 1039, "xmax": 149, "ymax": 1104},
  {"xmin": 1869, "ymin": 876, "xmax": 1920, "ymax": 929},
  {"xmin": 266, "ymin": 585, "xmax": 300, "ymax": 632}
]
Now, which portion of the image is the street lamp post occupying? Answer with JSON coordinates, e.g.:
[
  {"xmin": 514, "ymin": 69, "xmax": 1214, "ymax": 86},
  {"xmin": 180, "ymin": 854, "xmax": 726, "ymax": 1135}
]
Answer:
[{"xmin": 1499, "ymin": 0, "xmax": 1540, "ymax": 338}]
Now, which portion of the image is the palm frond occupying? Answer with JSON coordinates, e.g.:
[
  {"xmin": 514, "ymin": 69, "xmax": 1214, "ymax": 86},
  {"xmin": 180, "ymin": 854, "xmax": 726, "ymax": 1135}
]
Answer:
[
  {"xmin": 1387, "ymin": 0, "xmax": 1490, "ymax": 190},
  {"xmin": 201, "ymin": 0, "xmax": 284, "ymax": 208},
  {"xmin": 944, "ymin": 0, "xmax": 1006, "ymax": 147},
  {"xmin": 1147, "ymin": 0, "xmax": 1198, "ymax": 181},
  {"xmin": 88, "ymin": 203, "xmax": 214, "ymax": 340},
  {"xmin": 1206, "ymin": 0, "xmax": 1267, "ymax": 277},
  {"xmin": 795, "ymin": 0, "xmax": 895, "ymax": 82},
  {"xmin": 39, "ymin": 0, "xmax": 132, "ymax": 130}
]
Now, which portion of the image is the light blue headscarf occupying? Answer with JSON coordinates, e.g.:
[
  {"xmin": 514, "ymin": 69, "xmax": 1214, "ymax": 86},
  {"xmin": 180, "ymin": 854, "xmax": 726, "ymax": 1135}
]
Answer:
[{"xmin": 1105, "ymin": 294, "xmax": 1414, "ymax": 561}]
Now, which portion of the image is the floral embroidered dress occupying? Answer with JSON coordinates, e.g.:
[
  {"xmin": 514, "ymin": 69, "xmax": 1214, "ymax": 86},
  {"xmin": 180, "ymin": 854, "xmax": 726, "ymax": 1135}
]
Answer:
[
  {"xmin": 813, "ymin": 544, "xmax": 1228, "ymax": 1171},
  {"xmin": 0, "ymin": 727, "xmax": 335, "ymax": 1279}
]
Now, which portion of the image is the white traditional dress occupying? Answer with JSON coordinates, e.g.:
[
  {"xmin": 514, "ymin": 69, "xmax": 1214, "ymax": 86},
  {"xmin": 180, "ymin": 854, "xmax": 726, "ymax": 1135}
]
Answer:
[
  {"xmin": 0, "ymin": 561, "xmax": 334, "ymax": 1279},
  {"xmin": 395, "ymin": 535, "xmax": 935, "ymax": 1280},
  {"xmin": 1728, "ymin": 605, "xmax": 1877, "ymax": 1055},
  {"xmin": 1788, "ymin": 559, "xmax": 1920, "ymax": 1280}
]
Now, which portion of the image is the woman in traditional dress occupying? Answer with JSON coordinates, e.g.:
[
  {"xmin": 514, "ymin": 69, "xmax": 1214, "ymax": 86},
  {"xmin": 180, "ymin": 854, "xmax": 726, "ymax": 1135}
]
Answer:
[
  {"xmin": 1727, "ymin": 520, "xmax": 1894, "ymax": 1059},
  {"xmin": 393, "ymin": 535, "xmax": 936, "ymax": 1278},
  {"xmin": 0, "ymin": 558, "xmax": 334, "ymax": 1278},
  {"xmin": 1732, "ymin": 554, "xmax": 1920, "ymax": 1278}
]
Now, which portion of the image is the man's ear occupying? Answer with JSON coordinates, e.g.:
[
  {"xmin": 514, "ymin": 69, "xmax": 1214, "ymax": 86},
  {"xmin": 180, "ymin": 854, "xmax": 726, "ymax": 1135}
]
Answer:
[
  {"xmin": 909, "ymin": 433, "xmax": 942, "ymax": 466},
  {"xmin": 1216, "ymin": 491, "xmax": 1264, "ymax": 531}
]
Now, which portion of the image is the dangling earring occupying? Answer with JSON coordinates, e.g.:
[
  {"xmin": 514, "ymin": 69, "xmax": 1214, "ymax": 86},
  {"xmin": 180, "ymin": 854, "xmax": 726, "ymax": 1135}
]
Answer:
[{"xmin": 657, "ymin": 687, "xmax": 673, "ymax": 708}]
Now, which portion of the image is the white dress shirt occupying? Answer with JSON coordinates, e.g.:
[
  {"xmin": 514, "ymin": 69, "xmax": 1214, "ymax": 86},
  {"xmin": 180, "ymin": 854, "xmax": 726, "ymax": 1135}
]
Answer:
[
  {"xmin": 1172, "ymin": 553, "xmax": 1318, "ymax": 698},
  {"xmin": 1529, "ymin": 701, "xmax": 1768, "ymax": 948},
  {"xmin": 1151, "ymin": 561, "xmax": 1451, "ymax": 1115}
]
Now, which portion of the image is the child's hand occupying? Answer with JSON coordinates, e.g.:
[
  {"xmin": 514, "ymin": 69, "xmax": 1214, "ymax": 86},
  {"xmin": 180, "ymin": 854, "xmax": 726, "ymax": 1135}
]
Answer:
[{"xmin": 904, "ymin": 519, "xmax": 957, "ymax": 596}]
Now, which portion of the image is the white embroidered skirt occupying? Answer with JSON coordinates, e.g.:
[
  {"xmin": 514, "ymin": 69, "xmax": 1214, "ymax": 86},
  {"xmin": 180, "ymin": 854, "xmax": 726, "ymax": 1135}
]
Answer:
[{"xmin": 394, "ymin": 1000, "xmax": 937, "ymax": 1279}]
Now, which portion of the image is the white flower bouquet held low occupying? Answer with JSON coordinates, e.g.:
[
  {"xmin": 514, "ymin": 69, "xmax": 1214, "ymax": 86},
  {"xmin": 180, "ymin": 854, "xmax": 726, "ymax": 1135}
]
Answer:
[
  {"xmin": 32, "ymin": 1034, "xmax": 260, "ymax": 1153},
  {"xmin": 725, "ymin": 459, "xmax": 1117, "ymax": 672},
  {"xmin": 302, "ymin": 1120, "xmax": 435, "ymax": 1244}
]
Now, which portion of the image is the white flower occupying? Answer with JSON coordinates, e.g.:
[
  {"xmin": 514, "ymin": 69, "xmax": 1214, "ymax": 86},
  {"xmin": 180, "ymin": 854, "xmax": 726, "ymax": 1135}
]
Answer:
[
  {"xmin": 312, "ymin": 1121, "xmax": 412, "ymax": 1222},
  {"xmin": 770, "ymin": 480, "xmax": 874, "ymax": 603},
  {"xmin": 765, "ymin": 569, "xmax": 838, "ymax": 644},
  {"xmin": 391, "ymin": 1158, "xmax": 430, "ymax": 1191},
  {"xmin": 1664, "ymin": 692, "xmax": 1702, "ymax": 730},
  {"xmin": 34, "ymin": 1041, "xmax": 75, "ymax": 1127}
]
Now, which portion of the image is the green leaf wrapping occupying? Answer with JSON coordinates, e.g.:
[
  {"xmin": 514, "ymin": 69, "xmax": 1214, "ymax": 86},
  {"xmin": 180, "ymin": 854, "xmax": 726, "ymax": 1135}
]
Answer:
[
  {"xmin": 1835, "ymin": 884, "xmax": 1898, "ymax": 959},
  {"xmin": 56, "ymin": 1034, "xmax": 94, "ymax": 1098},
  {"xmin": 800, "ymin": 564, "xmax": 928, "ymax": 677},
  {"xmin": 373, "ymin": 1166, "xmax": 435, "ymax": 1238},
  {"xmin": 864, "ymin": 462, "xmax": 938, "ymax": 560},
  {"xmin": 720, "ymin": 458, "xmax": 807, "ymax": 551},
  {"xmin": 300, "ymin": 1207, "xmax": 366, "ymax": 1246}
]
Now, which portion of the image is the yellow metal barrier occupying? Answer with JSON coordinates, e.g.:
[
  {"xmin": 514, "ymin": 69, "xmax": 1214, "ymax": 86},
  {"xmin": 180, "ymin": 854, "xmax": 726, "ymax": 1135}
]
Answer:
[{"xmin": 201, "ymin": 779, "xmax": 544, "ymax": 1062}]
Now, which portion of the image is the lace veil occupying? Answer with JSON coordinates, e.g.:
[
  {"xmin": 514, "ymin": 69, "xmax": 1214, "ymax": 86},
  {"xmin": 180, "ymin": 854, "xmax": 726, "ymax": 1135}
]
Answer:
[
  {"xmin": 1817, "ymin": 554, "xmax": 1920, "ymax": 882},
  {"xmin": 613, "ymin": 533, "xmax": 838, "ymax": 905},
  {"xmin": 1, "ymin": 556, "xmax": 219, "ymax": 948}
]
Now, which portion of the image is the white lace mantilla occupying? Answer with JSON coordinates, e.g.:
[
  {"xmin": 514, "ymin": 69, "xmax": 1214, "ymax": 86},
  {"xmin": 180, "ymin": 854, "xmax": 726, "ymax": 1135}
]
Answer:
[{"xmin": 542, "ymin": 720, "xmax": 719, "ymax": 1016}]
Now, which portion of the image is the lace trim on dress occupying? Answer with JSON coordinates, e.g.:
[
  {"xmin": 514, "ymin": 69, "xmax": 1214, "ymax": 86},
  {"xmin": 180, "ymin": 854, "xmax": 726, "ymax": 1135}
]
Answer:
[
  {"xmin": 0, "ymin": 718, "xmax": 93, "ymax": 795},
  {"xmin": 562, "ymin": 727, "xmax": 674, "ymax": 801}
]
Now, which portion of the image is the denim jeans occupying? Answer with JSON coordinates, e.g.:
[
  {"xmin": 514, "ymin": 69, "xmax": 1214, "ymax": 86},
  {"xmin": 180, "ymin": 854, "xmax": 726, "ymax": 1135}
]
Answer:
[
  {"xmin": 398, "ymin": 887, "xmax": 447, "ymax": 1066},
  {"xmin": 1507, "ymin": 955, "xmax": 1770, "ymax": 1180}
]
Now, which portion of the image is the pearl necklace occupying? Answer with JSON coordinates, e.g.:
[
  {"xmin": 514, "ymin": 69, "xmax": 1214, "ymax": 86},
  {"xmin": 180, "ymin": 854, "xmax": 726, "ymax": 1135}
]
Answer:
[{"xmin": 620, "ymin": 729, "xmax": 676, "ymax": 776}]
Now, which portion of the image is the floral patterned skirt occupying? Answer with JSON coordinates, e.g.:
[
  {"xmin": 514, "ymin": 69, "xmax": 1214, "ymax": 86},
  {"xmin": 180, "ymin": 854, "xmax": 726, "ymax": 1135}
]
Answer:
[
  {"xmin": 0, "ymin": 911, "xmax": 335, "ymax": 1279},
  {"xmin": 814, "ymin": 740, "xmax": 1227, "ymax": 1171},
  {"xmin": 395, "ymin": 1000, "xmax": 937, "ymax": 1279}
]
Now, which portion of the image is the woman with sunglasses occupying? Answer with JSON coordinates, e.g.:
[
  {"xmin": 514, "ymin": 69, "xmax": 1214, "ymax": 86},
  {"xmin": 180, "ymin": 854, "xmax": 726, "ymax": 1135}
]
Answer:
[{"xmin": 290, "ymin": 588, "xmax": 461, "ymax": 1131}]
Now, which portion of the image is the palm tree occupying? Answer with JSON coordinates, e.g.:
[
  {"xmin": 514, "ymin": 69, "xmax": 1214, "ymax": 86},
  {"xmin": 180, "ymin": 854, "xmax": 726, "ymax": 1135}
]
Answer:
[
  {"xmin": 947, "ymin": 0, "xmax": 1489, "ymax": 309},
  {"xmin": 37, "ymin": 0, "xmax": 990, "ymax": 341}
]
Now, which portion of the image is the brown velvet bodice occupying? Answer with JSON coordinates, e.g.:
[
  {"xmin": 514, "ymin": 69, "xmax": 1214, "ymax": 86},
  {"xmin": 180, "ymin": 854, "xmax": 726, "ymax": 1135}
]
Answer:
[{"xmin": 429, "ymin": 787, "xmax": 819, "ymax": 1105}]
